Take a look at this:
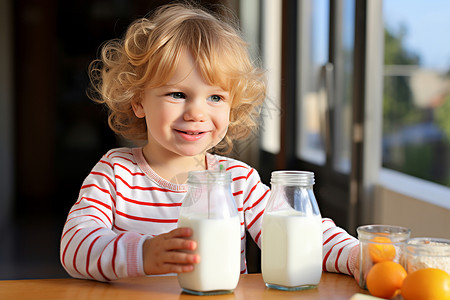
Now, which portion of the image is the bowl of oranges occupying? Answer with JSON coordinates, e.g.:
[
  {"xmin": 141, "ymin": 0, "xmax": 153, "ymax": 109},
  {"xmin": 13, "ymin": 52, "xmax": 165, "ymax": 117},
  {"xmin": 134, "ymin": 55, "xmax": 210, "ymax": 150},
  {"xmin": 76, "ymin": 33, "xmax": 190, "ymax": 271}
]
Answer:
[
  {"xmin": 357, "ymin": 225, "xmax": 450, "ymax": 299},
  {"xmin": 356, "ymin": 225, "xmax": 411, "ymax": 290}
]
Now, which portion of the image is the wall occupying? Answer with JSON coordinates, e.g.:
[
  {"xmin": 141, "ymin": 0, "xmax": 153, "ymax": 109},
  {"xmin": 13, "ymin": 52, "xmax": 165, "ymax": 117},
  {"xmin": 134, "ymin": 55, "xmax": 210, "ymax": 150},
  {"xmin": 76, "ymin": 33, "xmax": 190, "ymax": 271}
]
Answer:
[
  {"xmin": 373, "ymin": 186, "xmax": 450, "ymax": 239},
  {"xmin": 0, "ymin": 0, "xmax": 13, "ymax": 227}
]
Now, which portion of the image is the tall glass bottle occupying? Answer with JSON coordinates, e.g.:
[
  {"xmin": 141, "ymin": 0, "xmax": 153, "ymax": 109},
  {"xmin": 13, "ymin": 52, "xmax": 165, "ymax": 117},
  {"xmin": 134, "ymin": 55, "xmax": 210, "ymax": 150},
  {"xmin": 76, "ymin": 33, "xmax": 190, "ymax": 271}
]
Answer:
[
  {"xmin": 262, "ymin": 171, "xmax": 323, "ymax": 291},
  {"xmin": 177, "ymin": 170, "xmax": 241, "ymax": 295}
]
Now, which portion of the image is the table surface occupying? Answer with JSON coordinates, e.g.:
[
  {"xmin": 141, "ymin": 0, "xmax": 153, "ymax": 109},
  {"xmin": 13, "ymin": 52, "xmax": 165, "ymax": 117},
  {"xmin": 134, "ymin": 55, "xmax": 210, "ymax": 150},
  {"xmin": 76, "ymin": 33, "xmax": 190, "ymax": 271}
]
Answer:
[{"xmin": 0, "ymin": 273, "xmax": 369, "ymax": 300}]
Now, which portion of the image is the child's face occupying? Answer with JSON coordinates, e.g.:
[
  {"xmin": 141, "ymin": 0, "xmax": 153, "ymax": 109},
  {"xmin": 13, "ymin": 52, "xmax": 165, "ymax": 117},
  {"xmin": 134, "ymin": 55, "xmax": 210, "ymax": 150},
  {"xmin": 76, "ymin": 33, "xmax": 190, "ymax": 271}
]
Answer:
[{"xmin": 132, "ymin": 49, "xmax": 231, "ymax": 159}]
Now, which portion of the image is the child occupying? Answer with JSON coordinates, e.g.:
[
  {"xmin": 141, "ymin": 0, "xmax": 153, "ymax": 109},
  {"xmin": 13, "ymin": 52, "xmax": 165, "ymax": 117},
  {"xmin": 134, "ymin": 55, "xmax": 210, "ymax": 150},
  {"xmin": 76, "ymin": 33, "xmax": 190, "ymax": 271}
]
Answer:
[{"xmin": 60, "ymin": 2, "xmax": 359, "ymax": 282}]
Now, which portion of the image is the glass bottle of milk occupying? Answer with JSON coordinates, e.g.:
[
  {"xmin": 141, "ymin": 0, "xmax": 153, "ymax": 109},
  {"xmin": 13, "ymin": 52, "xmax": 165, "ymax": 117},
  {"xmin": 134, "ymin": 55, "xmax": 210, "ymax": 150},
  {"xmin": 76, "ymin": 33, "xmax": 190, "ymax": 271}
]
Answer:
[
  {"xmin": 177, "ymin": 170, "xmax": 241, "ymax": 295},
  {"xmin": 262, "ymin": 171, "xmax": 323, "ymax": 291}
]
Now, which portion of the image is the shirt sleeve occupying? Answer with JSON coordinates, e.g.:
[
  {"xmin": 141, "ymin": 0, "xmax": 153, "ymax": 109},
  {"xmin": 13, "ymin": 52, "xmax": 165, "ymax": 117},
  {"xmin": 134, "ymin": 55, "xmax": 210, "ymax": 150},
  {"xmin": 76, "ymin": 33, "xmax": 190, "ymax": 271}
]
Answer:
[
  {"xmin": 60, "ymin": 154, "xmax": 147, "ymax": 281},
  {"xmin": 322, "ymin": 218, "xmax": 359, "ymax": 276},
  {"xmin": 241, "ymin": 168, "xmax": 270, "ymax": 247}
]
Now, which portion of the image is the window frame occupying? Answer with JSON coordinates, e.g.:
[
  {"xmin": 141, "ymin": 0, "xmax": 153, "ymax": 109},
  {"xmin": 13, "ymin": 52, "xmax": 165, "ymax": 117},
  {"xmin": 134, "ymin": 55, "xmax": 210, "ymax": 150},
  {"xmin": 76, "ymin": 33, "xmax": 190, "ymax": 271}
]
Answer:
[{"xmin": 363, "ymin": 0, "xmax": 450, "ymax": 217}]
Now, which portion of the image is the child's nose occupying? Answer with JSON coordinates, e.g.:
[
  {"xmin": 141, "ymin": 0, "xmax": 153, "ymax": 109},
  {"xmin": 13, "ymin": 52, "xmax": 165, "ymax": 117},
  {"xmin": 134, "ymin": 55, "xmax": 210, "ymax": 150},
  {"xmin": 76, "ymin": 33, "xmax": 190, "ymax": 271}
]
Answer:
[{"xmin": 183, "ymin": 100, "xmax": 206, "ymax": 122}]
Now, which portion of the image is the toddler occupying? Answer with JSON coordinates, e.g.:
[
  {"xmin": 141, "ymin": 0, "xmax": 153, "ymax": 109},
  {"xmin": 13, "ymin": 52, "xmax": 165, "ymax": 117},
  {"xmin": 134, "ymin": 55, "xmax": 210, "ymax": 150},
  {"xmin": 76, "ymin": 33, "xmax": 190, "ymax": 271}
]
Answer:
[{"xmin": 60, "ymin": 2, "xmax": 359, "ymax": 282}]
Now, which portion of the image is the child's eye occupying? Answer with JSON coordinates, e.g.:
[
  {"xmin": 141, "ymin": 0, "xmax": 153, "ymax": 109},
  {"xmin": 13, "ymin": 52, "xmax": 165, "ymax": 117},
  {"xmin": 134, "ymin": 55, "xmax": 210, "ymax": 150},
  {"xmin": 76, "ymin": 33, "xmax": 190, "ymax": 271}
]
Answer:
[
  {"xmin": 169, "ymin": 92, "xmax": 186, "ymax": 99},
  {"xmin": 208, "ymin": 95, "xmax": 223, "ymax": 103}
]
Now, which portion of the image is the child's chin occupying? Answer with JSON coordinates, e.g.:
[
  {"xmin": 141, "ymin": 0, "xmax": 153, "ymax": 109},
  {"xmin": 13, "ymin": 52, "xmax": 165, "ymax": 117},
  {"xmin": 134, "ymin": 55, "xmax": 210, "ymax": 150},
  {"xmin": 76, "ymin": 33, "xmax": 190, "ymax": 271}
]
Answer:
[{"xmin": 178, "ymin": 148, "xmax": 208, "ymax": 158}]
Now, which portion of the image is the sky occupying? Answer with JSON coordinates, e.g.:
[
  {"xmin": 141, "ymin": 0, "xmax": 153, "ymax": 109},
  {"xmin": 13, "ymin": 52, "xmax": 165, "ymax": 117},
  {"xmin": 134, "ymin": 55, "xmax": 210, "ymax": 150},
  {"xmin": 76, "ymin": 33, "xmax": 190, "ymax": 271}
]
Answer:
[{"xmin": 383, "ymin": 0, "xmax": 450, "ymax": 72}]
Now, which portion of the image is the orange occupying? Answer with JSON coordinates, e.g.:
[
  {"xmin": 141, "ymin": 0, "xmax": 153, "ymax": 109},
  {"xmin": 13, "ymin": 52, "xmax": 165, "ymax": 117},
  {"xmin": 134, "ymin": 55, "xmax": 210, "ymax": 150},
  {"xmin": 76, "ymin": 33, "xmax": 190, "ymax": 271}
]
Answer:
[
  {"xmin": 368, "ymin": 236, "xmax": 396, "ymax": 263},
  {"xmin": 366, "ymin": 261, "xmax": 407, "ymax": 299},
  {"xmin": 401, "ymin": 268, "xmax": 450, "ymax": 300}
]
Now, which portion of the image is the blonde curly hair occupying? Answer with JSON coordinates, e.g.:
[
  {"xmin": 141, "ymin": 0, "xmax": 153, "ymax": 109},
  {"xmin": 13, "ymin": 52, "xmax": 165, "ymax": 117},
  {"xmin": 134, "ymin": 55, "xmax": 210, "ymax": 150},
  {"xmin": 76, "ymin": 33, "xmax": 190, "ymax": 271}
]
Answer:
[{"xmin": 88, "ymin": 2, "xmax": 266, "ymax": 154}]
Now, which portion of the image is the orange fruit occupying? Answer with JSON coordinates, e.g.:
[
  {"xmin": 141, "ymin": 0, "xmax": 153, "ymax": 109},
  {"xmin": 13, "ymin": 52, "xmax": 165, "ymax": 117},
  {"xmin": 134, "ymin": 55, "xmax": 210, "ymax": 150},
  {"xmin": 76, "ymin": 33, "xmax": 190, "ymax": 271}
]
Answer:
[
  {"xmin": 366, "ymin": 261, "xmax": 407, "ymax": 299},
  {"xmin": 401, "ymin": 268, "xmax": 450, "ymax": 300},
  {"xmin": 368, "ymin": 236, "xmax": 396, "ymax": 263}
]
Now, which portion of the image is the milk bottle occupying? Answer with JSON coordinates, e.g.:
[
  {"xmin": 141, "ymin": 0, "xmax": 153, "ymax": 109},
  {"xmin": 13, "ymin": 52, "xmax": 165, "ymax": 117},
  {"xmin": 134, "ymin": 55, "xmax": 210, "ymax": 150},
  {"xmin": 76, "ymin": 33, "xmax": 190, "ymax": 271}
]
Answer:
[
  {"xmin": 177, "ymin": 170, "xmax": 240, "ymax": 295},
  {"xmin": 262, "ymin": 171, "xmax": 322, "ymax": 291}
]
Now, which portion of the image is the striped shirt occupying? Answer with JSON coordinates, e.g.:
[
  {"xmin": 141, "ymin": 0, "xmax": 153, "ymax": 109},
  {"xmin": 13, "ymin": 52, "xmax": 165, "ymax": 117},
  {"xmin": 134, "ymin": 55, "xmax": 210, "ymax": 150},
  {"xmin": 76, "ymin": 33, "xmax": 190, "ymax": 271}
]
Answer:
[{"xmin": 60, "ymin": 147, "xmax": 359, "ymax": 281}]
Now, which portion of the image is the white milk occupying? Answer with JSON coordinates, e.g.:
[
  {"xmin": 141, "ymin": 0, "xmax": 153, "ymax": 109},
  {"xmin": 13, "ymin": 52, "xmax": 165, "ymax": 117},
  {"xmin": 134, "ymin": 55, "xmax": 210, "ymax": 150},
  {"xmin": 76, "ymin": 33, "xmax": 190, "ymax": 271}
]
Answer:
[
  {"xmin": 262, "ymin": 210, "xmax": 322, "ymax": 288},
  {"xmin": 177, "ymin": 215, "xmax": 241, "ymax": 293}
]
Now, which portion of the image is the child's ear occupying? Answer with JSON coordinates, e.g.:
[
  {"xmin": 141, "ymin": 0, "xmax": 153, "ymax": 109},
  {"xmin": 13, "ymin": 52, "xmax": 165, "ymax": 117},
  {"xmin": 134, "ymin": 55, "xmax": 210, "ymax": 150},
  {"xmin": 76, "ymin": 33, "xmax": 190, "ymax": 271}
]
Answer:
[{"xmin": 131, "ymin": 99, "xmax": 145, "ymax": 118}]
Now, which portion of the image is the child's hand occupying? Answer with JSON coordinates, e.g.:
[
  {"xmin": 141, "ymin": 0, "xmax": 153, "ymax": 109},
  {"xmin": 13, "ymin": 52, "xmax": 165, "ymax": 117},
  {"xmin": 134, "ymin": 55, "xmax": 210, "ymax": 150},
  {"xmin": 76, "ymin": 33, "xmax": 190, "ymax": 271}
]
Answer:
[
  {"xmin": 353, "ymin": 250, "xmax": 360, "ymax": 284},
  {"xmin": 349, "ymin": 245, "xmax": 360, "ymax": 283},
  {"xmin": 142, "ymin": 227, "xmax": 200, "ymax": 275},
  {"xmin": 353, "ymin": 258, "xmax": 360, "ymax": 283}
]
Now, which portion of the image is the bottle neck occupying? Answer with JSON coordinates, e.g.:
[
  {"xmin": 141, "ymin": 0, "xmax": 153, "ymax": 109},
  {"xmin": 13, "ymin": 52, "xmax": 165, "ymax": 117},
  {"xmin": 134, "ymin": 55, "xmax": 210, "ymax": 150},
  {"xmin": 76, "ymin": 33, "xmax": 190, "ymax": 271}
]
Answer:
[{"xmin": 270, "ymin": 170, "xmax": 315, "ymax": 186}]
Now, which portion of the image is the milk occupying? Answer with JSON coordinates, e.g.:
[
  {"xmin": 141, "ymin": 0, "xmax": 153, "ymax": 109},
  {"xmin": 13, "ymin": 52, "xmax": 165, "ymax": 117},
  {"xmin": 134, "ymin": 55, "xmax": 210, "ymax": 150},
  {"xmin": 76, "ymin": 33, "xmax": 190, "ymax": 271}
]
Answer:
[
  {"xmin": 262, "ymin": 210, "xmax": 322, "ymax": 288},
  {"xmin": 177, "ymin": 214, "xmax": 241, "ymax": 293}
]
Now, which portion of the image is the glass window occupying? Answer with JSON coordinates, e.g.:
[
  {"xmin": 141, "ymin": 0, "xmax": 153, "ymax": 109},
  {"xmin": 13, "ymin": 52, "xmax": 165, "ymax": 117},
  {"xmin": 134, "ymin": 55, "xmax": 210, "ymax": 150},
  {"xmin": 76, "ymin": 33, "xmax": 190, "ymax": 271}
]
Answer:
[
  {"xmin": 296, "ymin": 0, "xmax": 354, "ymax": 173},
  {"xmin": 332, "ymin": 0, "xmax": 355, "ymax": 173},
  {"xmin": 296, "ymin": 0, "xmax": 329, "ymax": 165},
  {"xmin": 260, "ymin": 0, "xmax": 282, "ymax": 154},
  {"xmin": 382, "ymin": 1, "xmax": 450, "ymax": 188}
]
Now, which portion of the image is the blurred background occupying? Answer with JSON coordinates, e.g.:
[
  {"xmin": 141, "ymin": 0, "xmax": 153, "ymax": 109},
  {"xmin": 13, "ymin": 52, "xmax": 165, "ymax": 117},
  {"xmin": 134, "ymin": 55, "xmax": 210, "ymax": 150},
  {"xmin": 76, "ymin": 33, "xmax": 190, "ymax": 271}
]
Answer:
[{"xmin": 1, "ymin": 0, "xmax": 449, "ymax": 280}]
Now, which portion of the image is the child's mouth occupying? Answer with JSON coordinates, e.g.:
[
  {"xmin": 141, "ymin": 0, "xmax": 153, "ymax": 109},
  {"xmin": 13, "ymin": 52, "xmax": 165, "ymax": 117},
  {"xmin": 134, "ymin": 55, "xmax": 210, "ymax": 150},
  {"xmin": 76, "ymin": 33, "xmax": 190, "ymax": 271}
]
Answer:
[
  {"xmin": 175, "ymin": 129, "xmax": 208, "ymax": 141},
  {"xmin": 177, "ymin": 130, "xmax": 204, "ymax": 135}
]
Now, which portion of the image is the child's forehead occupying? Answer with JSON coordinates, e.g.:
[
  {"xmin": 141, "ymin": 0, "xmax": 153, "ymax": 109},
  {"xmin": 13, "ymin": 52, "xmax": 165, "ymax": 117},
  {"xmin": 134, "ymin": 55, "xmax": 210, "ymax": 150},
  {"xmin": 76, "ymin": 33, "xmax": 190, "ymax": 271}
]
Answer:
[{"xmin": 159, "ymin": 48, "xmax": 230, "ymax": 90}]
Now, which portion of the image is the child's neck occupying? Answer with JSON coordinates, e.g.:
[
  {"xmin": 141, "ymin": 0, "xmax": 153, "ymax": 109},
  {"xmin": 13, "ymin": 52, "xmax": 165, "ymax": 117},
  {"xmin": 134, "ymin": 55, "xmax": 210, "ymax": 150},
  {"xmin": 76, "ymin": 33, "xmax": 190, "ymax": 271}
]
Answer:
[{"xmin": 141, "ymin": 146, "xmax": 207, "ymax": 184}]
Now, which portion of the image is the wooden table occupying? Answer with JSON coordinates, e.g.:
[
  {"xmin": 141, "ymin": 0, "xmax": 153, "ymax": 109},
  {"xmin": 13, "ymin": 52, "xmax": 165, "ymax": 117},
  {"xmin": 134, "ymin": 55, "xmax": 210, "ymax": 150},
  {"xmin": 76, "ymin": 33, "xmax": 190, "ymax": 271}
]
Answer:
[{"xmin": 0, "ymin": 273, "xmax": 369, "ymax": 300}]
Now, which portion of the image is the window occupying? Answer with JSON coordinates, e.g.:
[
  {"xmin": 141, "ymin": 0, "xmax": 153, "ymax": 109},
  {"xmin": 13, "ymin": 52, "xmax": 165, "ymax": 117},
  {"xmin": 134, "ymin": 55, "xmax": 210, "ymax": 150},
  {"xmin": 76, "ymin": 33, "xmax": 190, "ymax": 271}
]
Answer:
[
  {"xmin": 296, "ymin": 0, "xmax": 355, "ymax": 174},
  {"xmin": 382, "ymin": 0, "xmax": 450, "ymax": 188},
  {"xmin": 260, "ymin": 0, "xmax": 282, "ymax": 155},
  {"xmin": 363, "ymin": 0, "xmax": 450, "ymax": 211}
]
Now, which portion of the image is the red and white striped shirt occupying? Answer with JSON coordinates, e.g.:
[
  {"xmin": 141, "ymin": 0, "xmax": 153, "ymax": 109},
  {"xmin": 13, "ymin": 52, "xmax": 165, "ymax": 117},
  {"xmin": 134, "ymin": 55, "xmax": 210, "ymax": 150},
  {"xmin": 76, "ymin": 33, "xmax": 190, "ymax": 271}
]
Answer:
[{"xmin": 60, "ymin": 147, "xmax": 358, "ymax": 281}]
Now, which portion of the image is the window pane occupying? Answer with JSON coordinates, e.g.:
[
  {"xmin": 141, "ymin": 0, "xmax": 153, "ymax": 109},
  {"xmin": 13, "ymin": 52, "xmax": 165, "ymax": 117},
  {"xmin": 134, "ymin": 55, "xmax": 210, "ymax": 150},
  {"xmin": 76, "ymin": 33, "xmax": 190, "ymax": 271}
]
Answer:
[
  {"xmin": 383, "ymin": 0, "xmax": 450, "ymax": 187},
  {"xmin": 260, "ymin": 0, "xmax": 282, "ymax": 154},
  {"xmin": 296, "ymin": 0, "xmax": 329, "ymax": 164},
  {"xmin": 332, "ymin": 0, "xmax": 355, "ymax": 173}
]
